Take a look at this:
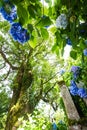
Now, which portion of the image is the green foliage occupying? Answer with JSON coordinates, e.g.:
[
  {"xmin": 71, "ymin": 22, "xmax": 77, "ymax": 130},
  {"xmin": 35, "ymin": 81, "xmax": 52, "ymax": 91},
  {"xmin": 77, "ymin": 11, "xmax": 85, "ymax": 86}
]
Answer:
[
  {"xmin": 17, "ymin": 5, "xmax": 29, "ymax": 25},
  {"xmin": 1, "ymin": 0, "xmax": 87, "ymax": 58},
  {"xmin": 18, "ymin": 109, "xmax": 51, "ymax": 130},
  {"xmin": 0, "ymin": 88, "xmax": 10, "ymax": 129},
  {"xmin": 41, "ymin": 27, "xmax": 49, "ymax": 40},
  {"xmin": 70, "ymin": 50, "xmax": 77, "ymax": 60},
  {"xmin": 0, "ymin": 115, "xmax": 7, "ymax": 129},
  {"xmin": 57, "ymin": 121, "xmax": 67, "ymax": 130},
  {"xmin": 0, "ymin": 91, "xmax": 9, "ymax": 115},
  {"xmin": 0, "ymin": 0, "xmax": 87, "ymax": 129},
  {"xmin": 72, "ymin": 95, "xmax": 87, "ymax": 118},
  {"xmin": 37, "ymin": 16, "xmax": 52, "ymax": 27}
]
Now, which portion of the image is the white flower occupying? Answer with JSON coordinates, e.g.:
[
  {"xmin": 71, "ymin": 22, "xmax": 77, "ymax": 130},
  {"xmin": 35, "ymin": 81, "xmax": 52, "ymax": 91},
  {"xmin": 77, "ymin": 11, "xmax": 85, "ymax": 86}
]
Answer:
[{"xmin": 56, "ymin": 14, "xmax": 68, "ymax": 29}]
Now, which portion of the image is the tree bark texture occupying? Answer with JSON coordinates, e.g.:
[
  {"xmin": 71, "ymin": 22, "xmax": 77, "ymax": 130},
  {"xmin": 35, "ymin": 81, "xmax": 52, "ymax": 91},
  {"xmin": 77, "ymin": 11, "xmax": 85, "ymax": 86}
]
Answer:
[{"xmin": 5, "ymin": 64, "xmax": 33, "ymax": 130}]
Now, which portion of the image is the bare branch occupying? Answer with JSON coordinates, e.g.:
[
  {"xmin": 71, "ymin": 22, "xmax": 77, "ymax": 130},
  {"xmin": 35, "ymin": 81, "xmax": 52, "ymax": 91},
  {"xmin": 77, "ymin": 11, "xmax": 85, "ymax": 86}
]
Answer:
[
  {"xmin": 0, "ymin": 68, "xmax": 10, "ymax": 81},
  {"xmin": 0, "ymin": 48, "xmax": 19, "ymax": 70},
  {"xmin": 0, "ymin": 62, "xmax": 6, "ymax": 70},
  {"xmin": 43, "ymin": 71, "xmax": 59, "ymax": 85},
  {"xmin": 44, "ymin": 82, "xmax": 57, "ymax": 97}
]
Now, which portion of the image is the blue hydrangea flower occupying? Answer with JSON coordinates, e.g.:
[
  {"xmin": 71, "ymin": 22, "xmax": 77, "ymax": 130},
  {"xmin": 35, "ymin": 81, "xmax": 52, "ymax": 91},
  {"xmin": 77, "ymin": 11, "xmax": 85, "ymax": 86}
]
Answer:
[
  {"xmin": 66, "ymin": 38, "xmax": 72, "ymax": 46},
  {"xmin": 59, "ymin": 69, "xmax": 65, "ymax": 75},
  {"xmin": 71, "ymin": 66, "xmax": 80, "ymax": 73},
  {"xmin": 78, "ymin": 88, "xmax": 87, "ymax": 98},
  {"xmin": 0, "ymin": 3, "xmax": 17, "ymax": 23},
  {"xmin": 69, "ymin": 80, "xmax": 79, "ymax": 95},
  {"xmin": 71, "ymin": 66, "xmax": 81, "ymax": 79},
  {"xmin": 52, "ymin": 123, "xmax": 57, "ymax": 130},
  {"xmin": 56, "ymin": 14, "xmax": 68, "ymax": 29},
  {"xmin": 10, "ymin": 22, "xmax": 30, "ymax": 44},
  {"xmin": 83, "ymin": 49, "xmax": 87, "ymax": 56},
  {"xmin": 73, "ymin": 73, "xmax": 79, "ymax": 79},
  {"xmin": 70, "ymin": 80, "xmax": 77, "ymax": 87},
  {"xmin": 70, "ymin": 86, "xmax": 78, "ymax": 96}
]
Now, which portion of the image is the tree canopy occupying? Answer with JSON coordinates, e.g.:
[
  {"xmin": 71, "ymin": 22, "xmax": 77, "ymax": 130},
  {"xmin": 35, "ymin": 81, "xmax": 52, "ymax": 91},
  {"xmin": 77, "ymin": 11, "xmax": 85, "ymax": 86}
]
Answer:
[{"xmin": 0, "ymin": 0, "xmax": 87, "ymax": 130}]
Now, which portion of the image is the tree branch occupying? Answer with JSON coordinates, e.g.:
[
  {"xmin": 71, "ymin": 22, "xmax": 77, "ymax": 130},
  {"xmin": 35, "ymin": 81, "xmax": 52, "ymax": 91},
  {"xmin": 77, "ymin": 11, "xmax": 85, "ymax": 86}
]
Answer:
[
  {"xmin": 44, "ymin": 82, "xmax": 57, "ymax": 97},
  {"xmin": 0, "ymin": 62, "xmax": 6, "ymax": 70},
  {"xmin": 0, "ymin": 68, "xmax": 10, "ymax": 81},
  {"xmin": 0, "ymin": 49, "xmax": 19, "ymax": 70},
  {"xmin": 43, "ymin": 72, "xmax": 59, "ymax": 85}
]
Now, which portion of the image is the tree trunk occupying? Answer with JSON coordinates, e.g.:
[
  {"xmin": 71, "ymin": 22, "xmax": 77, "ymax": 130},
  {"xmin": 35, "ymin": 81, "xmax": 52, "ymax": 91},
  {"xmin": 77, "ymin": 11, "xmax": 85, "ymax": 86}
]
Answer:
[{"xmin": 5, "ymin": 64, "xmax": 33, "ymax": 130}]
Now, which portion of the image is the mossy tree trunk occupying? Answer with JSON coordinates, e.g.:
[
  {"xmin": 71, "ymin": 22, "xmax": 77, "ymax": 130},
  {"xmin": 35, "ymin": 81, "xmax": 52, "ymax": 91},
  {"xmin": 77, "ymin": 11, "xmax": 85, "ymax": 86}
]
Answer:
[{"xmin": 5, "ymin": 63, "xmax": 33, "ymax": 130}]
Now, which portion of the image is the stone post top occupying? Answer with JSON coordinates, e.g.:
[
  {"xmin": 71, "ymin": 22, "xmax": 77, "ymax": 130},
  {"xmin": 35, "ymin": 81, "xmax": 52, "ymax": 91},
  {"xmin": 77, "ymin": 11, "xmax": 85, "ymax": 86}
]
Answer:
[{"xmin": 58, "ymin": 80, "xmax": 65, "ymax": 87}]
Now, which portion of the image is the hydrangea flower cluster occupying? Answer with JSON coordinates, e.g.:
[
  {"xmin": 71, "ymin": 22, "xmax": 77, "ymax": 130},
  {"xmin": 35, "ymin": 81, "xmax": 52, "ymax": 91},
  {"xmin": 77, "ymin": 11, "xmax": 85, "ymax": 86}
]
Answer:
[
  {"xmin": 71, "ymin": 66, "xmax": 81, "ymax": 79},
  {"xmin": 69, "ymin": 66, "xmax": 87, "ymax": 98},
  {"xmin": 70, "ymin": 80, "xmax": 87, "ymax": 98},
  {"xmin": 0, "ymin": 0, "xmax": 30, "ymax": 44},
  {"xmin": 66, "ymin": 38, "xmax": 72, "ymax": 46},
  {"xmin": 0, "ymin": 1, "xmax": 17, "ymax": 23},
  {"xmin": 78, "ymin": 88, "xmax": 87, "ymax": 98},
  {"xmin": 56, "ymin": 14, "xmax": 68, "ymax": 29},
  {"xmin": 52, "ymin": 123, "xmax": 57, "ymax": 130},
  {"xmin": 83, "ymin": 48, "xmax": 87, "ymax": 56},
  {"xmin": 10, "ymin": 23, "xmax": 30, "ymax": 44},
  {"xmin": 70, "ymin": 80, "xmax": 79, "ymax": 96}
]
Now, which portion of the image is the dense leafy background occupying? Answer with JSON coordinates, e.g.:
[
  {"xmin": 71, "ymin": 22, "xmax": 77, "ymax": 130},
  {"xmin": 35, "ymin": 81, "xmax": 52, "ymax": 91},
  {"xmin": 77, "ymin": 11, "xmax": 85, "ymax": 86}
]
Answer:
[{"xmin": 0, "ymin": 0, "xmax": 87, "ymax": 129}]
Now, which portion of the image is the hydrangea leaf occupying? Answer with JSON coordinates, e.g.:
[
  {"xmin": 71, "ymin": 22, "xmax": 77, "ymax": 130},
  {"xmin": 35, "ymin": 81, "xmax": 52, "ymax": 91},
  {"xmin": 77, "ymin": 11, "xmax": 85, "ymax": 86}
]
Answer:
[
  {"xmin": 70, "ymin": 50, "xmax": 77, "ymax": 60},
  {"xmin": 29, "ymin": 37, "xmax": 37, "ymax": 48},
  {"xmin": 27, "ymin": 24, "xmax": 34, "ymax": 34},
  {"xmin": 41, "ymin": 28, "xmax": 49, "ymax": 40},
  {"xmin": 0, "ymin": 0, "xmax": 4, "ymax": 8},
  {"xmin": 29, "ymin": 30, "xmax": 37, "ymax": 48},
  {"xmin": 28, "ymin": 3, "xmax": 41, "ymax": 18},
  {"xmin": 52, "ymin": 43, "xmax": 58, "ymax": 52},
  {"xmin": 37, "ymin": 16, "xmax": 52, "ymax": 27},
  {"xmin": 10, "ymin": 0, "xmax": 23, "ymax": 5},
  {"xmin": 28, "ymin": 5, "xmax": 36, "ymax": 18},
  {"xmin": 17, "ymin": 5, "xmax": 29, "ymax": 25}
]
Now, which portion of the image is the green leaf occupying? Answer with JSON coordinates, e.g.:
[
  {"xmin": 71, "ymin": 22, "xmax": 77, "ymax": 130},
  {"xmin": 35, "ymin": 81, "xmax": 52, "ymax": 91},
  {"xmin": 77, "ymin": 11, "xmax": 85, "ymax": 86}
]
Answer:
[
  {"xmin": 28, "ymin": 5, "xmax": 36, "ymax": 18},
  {"xmin": 37, "ymin": 16, "xmax": 52, "ymax": 27},
  {"xmin": 28, "ymin": 3, "xmax": 41, "ymax": 18},
  {"xmin": 0, "ymin": 0, "xmax": 4, "ymax": 8},
  {"xmin": 52, "ymin": 44, "xmax": 57, "ymax": 52},
  {"xmin": 27, "ymin": 24, "xmax": 34, "ymax": 34},
  {"xmin": 17, "ymin": 5, "xmax": 29, "ymax": 25},
  {"xmin": 29, "ymin": 36, "xmax": 36, "ymax": 48},
  {"xmin": 29, "ymin": 30, "xmax": 38, "ymax": 48},
  {"xmin": 36, "ymin": 28, "xmax": 41, "ymax": 37},
  {"xmin": 41, "ymin": 28, "xmax": 49, "ymax": 40},
  {"xmin": 10, "ymin": 0, "xmax": 24, "ymax": 5},
  {"xmin": 70, "ymin": 50, "xmax": 77, "ymax": 60}
]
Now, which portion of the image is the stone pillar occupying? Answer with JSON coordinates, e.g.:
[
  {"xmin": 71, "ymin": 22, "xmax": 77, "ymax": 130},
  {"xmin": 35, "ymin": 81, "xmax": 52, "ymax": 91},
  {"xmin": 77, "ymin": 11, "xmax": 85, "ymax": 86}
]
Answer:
[
  {"xmin": 58, "ymin": 82, "xmax": 87, "ymax": 130},
  {"xmin": 60, "ymin": 85, "xmax": 80, "ymax": 121},
  {"xmin": 83, "ymin": 98, "xmax": 87, "ymax": 106},
  {"xmin": 69, "ymin": 125, "xmax": 81, "ymax": 130}
]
